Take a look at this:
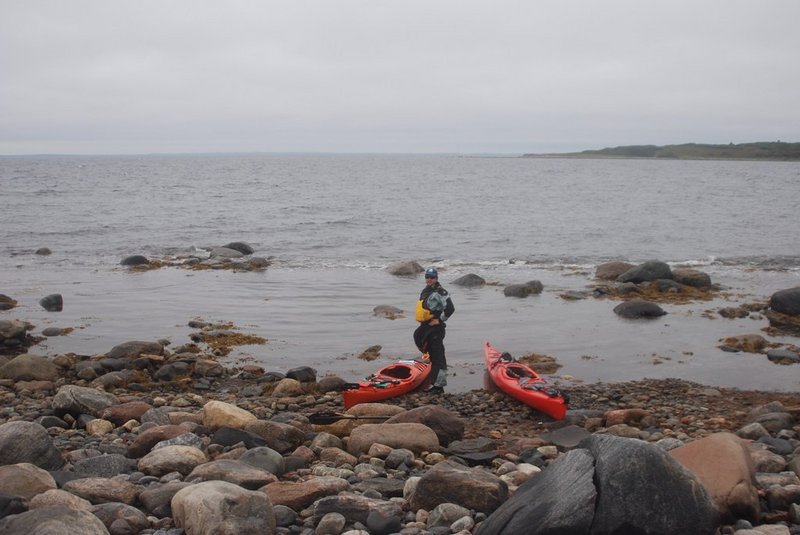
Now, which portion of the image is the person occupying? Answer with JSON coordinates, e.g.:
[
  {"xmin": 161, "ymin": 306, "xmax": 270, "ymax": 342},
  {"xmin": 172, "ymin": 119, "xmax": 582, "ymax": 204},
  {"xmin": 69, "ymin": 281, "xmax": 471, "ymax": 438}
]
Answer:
[{"xmin": 413, "ymin": 266, "xmax": 455, "ymax": 395}]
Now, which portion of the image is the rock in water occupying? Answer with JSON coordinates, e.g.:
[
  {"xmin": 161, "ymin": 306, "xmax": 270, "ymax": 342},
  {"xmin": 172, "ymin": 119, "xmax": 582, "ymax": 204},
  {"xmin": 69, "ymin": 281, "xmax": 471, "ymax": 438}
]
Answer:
[
  {"xmin": 770, "ymin": 286, "xmax": 800, "ymax": 316},
  {"xmin": 617, "ymin": 261, "xmax": 673, "ymax": 283},
  {"xmin": 613, "ymin": 299, "xmax": 666, "ymax": 319},
  {"xmin": 39, "ymin": 293, "xmax": 63, "ymax": 311},
  {"xmin": 120, "ymin": 255, "xmax": 149, "ymax": 266}
]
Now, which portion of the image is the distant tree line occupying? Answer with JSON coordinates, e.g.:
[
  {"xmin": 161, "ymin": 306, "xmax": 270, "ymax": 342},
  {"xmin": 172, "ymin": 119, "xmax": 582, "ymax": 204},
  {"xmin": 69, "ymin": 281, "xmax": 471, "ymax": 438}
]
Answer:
[{"xmin": 525, "ymin": 141, "xmax": 800, "ymax": 161}]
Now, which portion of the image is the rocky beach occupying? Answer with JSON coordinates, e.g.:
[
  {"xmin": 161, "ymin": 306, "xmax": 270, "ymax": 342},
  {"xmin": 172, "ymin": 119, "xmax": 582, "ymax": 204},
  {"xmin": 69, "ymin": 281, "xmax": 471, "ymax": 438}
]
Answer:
[{"xmin": 1, "ymin": 260, "xmax": 800, "ymax": 534}]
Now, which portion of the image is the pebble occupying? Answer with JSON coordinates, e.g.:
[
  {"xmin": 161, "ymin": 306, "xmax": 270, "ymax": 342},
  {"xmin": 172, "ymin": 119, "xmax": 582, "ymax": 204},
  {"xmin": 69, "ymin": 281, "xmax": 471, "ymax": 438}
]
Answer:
[{"xmin": 0, "ymin": 345, "xmax": 798, "ymax": 534}]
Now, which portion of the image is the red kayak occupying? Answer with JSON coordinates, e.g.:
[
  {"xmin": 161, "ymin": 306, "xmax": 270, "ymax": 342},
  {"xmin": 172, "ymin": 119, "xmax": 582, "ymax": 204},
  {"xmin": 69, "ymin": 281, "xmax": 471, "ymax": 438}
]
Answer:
[
  {"xmin": 342, "ymin": 354, "xmax": 432, "ymax": 409},
  {"xmin": 484, "ymin": 341, "xmax": 568, "ymax": 420}
]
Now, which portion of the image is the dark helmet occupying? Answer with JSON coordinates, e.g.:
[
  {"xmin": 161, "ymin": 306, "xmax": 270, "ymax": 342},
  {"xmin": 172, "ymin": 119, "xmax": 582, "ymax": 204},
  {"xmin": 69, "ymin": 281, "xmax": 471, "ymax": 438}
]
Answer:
[{"xmin": 425, "ymin": 267, "xmax": 438, "ymax": 278}]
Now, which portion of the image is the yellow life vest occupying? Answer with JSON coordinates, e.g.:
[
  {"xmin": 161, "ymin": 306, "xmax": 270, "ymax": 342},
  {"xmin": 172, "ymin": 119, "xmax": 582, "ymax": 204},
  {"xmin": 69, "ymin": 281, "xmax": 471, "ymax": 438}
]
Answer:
[{"xmin": 415, "ymin": 299, "xmax": 435, "ymax": 323}]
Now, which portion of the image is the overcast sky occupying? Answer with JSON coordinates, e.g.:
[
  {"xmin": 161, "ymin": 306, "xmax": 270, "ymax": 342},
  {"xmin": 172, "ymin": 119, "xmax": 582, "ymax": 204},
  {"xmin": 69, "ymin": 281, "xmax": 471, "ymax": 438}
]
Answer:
[{"xmin": 2, "ymin": 1, "xmax": 798, "ymax": 155}]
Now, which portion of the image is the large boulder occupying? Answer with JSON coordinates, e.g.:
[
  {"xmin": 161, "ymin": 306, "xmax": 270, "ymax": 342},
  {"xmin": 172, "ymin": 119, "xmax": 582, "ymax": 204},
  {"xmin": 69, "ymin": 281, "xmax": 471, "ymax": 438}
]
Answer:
[
  {"xmin": 670, "ymin": 432, "xmax": 759, "ymax": 523},
  {"xmin": 770, "ymin": 287, "xmax": 800, "ymax": 316},
  {"xmin": 172, "ymin": 480, "xmax": 275, "ymax": 535},
  {"xmin": 613, "ymin": 299, "xmax": 667, "ymax": 319},
  {"xmin": 617, "ymin": 261, "xmax": 673, "ymax": 283},
  {"xmin": 0, "ymin": 354, "xmax": 59, "ymax": 381},
  {"xmin": 410, "ymin": 460, "xmax": 508, "ymax": 513},
  {"xmin": 478, "ymin": 434, "xmax": 719, "ymax": 535},
  {"xmin": 477, "ymin": 448, "xmax": 596, "ymax": 534},
  {"xmin": 0, "ymin": 421, "xmax": 64, "ymax": 469}
]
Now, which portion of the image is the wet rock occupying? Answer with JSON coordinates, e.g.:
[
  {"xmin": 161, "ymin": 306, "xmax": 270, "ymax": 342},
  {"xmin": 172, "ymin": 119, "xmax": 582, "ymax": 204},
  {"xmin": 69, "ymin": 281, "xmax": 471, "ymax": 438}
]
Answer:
[
  {"xmin": 0, "ymin": 353, "xmax": 59, "ymax": 381},
  {"xmin": 503, "ymin": 281, "xmax": 542, "ymax": 298},
  {"xmin": 617, "ymin": 261, "xmax": 673, "ymax": 283},
  {"xmin": 613, "ymin": 298, "xmax": 667, "ymax": 319},
  {"xmin": 0, "ymin": 506, "xmax": 110, "ymax": 534},
  {"xmin": 172, "ymin": 480, "xmax": 275, "ymax": 535},
  {"xmin": 120, "ymin": 255, "xmax": 149, "ymax": 266},
  {"xmin": 223, "ymin": 242, "xmax": 254, "ymax": 255},
  {"xmin": 41, "ymin": 327, "xmax": 66, "ymax": 337},
  {"xmin": 410, "ymin": 459, "xmax": 507, "ymax": 513},
  {"xmin": 0, "ymin": 295, "xmax": 17, "ymax": 311},
  {"xmin": 672, "ymin": 268, "xmax": 712, "ymax": 288},
  {"xmin": 372, "ymin": 305, "xmax": 404, "ymax": 319},
  {"xmin": 452, "ymin": 274, "xmax": 486, "ymax": 287},
  {"xmin": 538, "ymin": 425, "xmax": 592, "ymax": 450},
  {"xmin": 595, "ymin": 261, "xmax": 635, "ymax": 280},
  {"xmin": 107, "ymin": 341, "xmax": 164, "ymax": 359},
  {"xmin": 209, "ymin": 246, "xmax": 244, "ymax": 259},
  {"xmin": 286, "ymin": 366, "xmax": 317, "ymax": 382},
  {"xmin": 385, "ymin": 260, "xmax": 424, "ymax": 276},
  {"xmin": 769, "ymin": 286, "xmax": 800, "ymax": 316},
  {"xmin": 39, "ymin": 293, "xmax": 63, "ymax": 311},
  {"xmin": 0, "ymin": 320, "xmax": 34, "ymax": 353},
  {"xmin": 766, "ymin": 348, "xmax": 800, "ymax": 364},
  {"xmin": 0, "ymin": 421, "xmax": 64, "ymax": 469},
  {"xmin": 35, "ymin": 247, "xmax": 52, "ymax": 255}
]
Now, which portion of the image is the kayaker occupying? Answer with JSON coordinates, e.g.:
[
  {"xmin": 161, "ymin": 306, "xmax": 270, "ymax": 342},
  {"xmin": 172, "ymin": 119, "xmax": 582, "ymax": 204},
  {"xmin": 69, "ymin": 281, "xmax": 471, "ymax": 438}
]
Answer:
[{"xmin": 413, "ymin": 266, "xmax": 455, "ymax": 394}]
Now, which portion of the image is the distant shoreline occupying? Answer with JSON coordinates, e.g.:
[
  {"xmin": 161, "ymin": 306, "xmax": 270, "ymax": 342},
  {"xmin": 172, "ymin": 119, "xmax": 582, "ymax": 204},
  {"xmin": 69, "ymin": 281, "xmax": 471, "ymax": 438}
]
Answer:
[{"xmin": 523, "ymin": 141, "xmax": 800, "ymax": 161}]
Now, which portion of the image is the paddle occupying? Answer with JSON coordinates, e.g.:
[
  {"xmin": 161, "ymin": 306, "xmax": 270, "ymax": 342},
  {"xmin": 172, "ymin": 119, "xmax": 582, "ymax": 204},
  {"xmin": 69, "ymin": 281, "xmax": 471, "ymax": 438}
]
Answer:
[{"xmin": 308, "ymin": 411, "xmax": 393, "ymax": 425}]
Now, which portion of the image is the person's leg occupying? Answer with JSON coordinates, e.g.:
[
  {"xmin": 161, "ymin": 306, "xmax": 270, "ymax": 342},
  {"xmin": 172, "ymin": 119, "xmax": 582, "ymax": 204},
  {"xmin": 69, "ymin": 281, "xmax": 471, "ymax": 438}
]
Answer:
[{"xmin": 427, "ymin": 332, "xmax": 447, "ymax": 388}]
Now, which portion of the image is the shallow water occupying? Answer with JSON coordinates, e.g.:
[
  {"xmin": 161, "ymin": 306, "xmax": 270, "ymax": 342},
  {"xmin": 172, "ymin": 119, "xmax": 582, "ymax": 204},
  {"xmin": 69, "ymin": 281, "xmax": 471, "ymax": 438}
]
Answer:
[{"xmin": 1, "ymin": 154, "xmax": 799, "ymax": 392}]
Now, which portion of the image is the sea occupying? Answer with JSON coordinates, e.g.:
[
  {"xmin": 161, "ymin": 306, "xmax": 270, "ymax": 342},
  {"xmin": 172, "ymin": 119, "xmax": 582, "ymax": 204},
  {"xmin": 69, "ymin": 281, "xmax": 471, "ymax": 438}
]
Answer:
[{"xmin": 2, "ymin": 154, "xmax": 799, "ymax": 393}]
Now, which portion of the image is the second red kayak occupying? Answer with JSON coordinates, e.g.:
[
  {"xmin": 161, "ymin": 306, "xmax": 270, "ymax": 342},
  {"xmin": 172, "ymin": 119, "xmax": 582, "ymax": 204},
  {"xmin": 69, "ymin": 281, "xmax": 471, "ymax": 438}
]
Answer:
[
  {"xmin": 342, "ymin": 354, "xmax": 431, "ymax": 409},
  {"xmin": 484, "ymin": 341, "xmax": 568, "ymax": 420}
]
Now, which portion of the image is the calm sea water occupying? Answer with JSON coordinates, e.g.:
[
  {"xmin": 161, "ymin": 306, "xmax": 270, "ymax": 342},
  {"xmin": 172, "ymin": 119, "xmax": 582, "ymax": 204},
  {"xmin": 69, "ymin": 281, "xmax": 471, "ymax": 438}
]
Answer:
[{"xmin": 2, "ymin": 154, "xmax": 799, "ymax": 392}]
